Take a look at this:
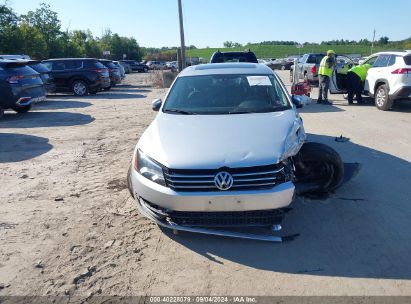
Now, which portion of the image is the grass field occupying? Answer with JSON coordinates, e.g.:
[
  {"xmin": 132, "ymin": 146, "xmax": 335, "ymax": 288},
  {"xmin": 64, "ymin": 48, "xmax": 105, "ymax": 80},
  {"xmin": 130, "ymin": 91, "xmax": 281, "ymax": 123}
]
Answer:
[{"xmin": 183, "ymin": 44, "xmax": 392, "ymax": 61}]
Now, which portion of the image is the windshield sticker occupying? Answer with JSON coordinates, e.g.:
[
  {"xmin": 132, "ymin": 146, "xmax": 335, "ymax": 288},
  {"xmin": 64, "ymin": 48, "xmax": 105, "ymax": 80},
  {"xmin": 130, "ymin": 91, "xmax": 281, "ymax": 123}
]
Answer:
[{"xmin": 246, "ymin": 76, "xmax": 272, "ymax": 86}]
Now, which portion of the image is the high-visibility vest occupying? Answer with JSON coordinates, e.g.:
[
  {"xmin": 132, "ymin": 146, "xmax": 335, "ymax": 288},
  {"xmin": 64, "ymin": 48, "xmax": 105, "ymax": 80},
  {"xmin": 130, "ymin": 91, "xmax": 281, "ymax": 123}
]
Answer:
[
  {"xmin": 319, "ymin": 56, "xmax": 333, "ymax": 77},
  {"xmin": 349, "ymin": 64, "xmax": 372, "ymax": 82}
]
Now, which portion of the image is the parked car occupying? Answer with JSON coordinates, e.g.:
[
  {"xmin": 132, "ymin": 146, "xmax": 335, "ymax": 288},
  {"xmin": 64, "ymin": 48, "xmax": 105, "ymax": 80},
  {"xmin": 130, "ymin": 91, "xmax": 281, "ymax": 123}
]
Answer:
[
  {"xmin": 127, "ymin": 63, "xmax": 349, "ymax": 241},
  {"xmin": 270, "ymin": 59, "xmax": 293, "ymax": 70},
  {"xmin": 210, "ymin": 50, "xmax": 258, "ymax": 63},
  {"xmin": 24, "ymin": 60, "xmax": 56, "ymax": 95},
  {"xmin": 99, "ymin": 59, "xmax": 122, "ymax": 87},
  {"xmin": 120, "ymin": 60, "xmax": 148, "ymax": 72},
  {"xmin": 166, "ymin": 61, "xmax": 178, "ymax": 70},
  {"xmin": 119, "ymin": 61, "xmax": 132, "ymax": 74},
  {"xmin": 113, "ymin": 61, "xmax": 126, "ymax": 80},
  {"xmin": 329, "ymin": 51, "xmax": 411, "ymax": 110},
  {"xmin": 42, "ymin": 58, "xmax": 110, "ymax": 96},
  {"xmin": 146, "ymin": 61, "xmax": 166, "ymax": 70},
  {"xmin": 290, "ymin": 53, "xmax": 325, "ymax": 84},
  {"xmin": 0, "ymin": 60, "xmax": 46, "ymax": 118},
  {"xmin": 0, "ymin": 54, "xmax": 31, "ymax": 60}
]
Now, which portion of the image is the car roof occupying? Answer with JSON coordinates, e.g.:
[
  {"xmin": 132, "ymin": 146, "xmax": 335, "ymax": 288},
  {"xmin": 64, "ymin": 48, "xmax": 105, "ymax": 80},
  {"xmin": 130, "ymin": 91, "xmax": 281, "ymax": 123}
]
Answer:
[
  {"xmin": 179, "ymin": 63, "xmax": 273, "ymax": 77},
  {"xmin": 43, "ymin": 58, "xmax": 98, "ymax": 61},
  {"xmin": 372, "ymin": 51, "xmax": 411, "ymax": 57}
]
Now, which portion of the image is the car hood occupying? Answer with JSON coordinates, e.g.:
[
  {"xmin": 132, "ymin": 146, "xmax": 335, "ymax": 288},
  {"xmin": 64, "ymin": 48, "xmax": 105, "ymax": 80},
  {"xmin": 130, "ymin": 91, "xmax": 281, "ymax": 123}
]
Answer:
[{"xmin": 138, "ymin": 110, "xmax": 297, "ymax": 169}]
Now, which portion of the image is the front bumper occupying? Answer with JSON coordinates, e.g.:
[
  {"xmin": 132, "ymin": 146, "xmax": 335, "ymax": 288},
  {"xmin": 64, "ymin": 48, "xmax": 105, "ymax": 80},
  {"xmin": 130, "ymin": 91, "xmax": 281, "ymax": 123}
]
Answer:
[
  {"xmin": 130, "ymin": 168, "xmax": 295, "ymax": 212},
  {"xmin": 136, "ymin": 197, "xmax": 294, "ymax": 242}
]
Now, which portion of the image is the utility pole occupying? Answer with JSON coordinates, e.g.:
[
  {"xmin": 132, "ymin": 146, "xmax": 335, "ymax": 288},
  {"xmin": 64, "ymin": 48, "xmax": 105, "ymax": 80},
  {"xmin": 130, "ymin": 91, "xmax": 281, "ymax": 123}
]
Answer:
[
  {"xmin": 177, "ymin": 0, "xmax": 186, "ymax": 70},
  {"xmin": 371, "ymin": 29, "xmax": 376, "ymax": 55}
]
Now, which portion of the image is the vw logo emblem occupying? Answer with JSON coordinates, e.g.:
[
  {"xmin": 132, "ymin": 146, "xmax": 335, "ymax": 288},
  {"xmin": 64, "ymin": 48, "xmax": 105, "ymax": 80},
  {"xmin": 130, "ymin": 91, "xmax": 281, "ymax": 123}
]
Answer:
[{"xmin": 214, "ymin": 171, "xmax": 234, "ymax": 191}]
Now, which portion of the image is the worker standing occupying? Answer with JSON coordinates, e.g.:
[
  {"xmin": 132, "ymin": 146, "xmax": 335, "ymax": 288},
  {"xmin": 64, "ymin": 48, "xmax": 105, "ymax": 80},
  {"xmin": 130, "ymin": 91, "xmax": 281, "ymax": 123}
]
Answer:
[
  {"xmin": 317, "ymin": 50, "xmax": 336, "ymax": 105},
  {"xmin": 346, "ymin": 63, "xmax": 372, "ymax": 104}
]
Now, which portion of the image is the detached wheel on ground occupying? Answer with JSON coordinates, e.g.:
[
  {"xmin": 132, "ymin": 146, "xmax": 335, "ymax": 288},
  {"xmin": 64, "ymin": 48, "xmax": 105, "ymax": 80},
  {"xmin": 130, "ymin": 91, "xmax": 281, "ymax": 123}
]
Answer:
[
  {"xmin": 294, "ymin": 142, "xmax": 344, "ymax": 194},
  {"xmin": 12, "ymin": 104, "xmax": 32, "ymax": 114},
  {"xmin": 72, "ymin": 80, "xmax": 89, "ymax": 96},
  {"xmin": 375, "ymin": 84, "xmax": 393, "ymax": 111}
]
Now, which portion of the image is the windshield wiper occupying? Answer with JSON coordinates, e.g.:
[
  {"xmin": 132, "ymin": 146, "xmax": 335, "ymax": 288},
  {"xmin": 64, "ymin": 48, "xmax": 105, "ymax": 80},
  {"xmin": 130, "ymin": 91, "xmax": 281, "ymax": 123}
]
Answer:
[{"xmin": 163, "ymin": 109, "xmax": 197, "ymax": 115}]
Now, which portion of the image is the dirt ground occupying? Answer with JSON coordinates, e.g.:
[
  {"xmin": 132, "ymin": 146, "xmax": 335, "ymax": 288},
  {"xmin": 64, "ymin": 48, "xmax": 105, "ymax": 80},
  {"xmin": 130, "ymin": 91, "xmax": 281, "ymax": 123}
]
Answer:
[{"xmin": 1, "ymin": 70, "xmax": 411, "ymax": 298}]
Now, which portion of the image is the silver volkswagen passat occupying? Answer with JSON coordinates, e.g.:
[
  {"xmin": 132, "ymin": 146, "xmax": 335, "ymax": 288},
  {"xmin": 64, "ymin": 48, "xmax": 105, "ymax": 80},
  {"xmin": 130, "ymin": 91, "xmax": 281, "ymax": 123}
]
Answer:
[{"xmin": 128, "ymin": 63, "xmax": 314, "ymax": 241}]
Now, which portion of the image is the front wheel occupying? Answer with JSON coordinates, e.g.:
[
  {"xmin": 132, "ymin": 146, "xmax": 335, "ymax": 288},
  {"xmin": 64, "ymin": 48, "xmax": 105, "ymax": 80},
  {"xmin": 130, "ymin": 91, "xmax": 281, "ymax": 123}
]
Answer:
[
  {"xmin": 12, "ymin": 104, "xmax": 32, "ymax": 114},
  {"xmin": 72, "ymin": 80, "xmax": 89, "ymax": 96},
  {"xmin": 294, "ymin": 142, "xmax": 344, "ymax": 194},
  {"xmin": 375, "ymin": 84, "xmax": 393, "ymax": 111}
]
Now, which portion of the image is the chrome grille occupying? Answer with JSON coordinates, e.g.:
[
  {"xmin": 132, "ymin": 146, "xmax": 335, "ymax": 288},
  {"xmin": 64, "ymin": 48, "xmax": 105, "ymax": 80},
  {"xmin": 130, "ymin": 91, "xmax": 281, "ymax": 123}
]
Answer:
[{"xmin": 164, "ymin": 164, "xmax": 289, "ymax": 192}]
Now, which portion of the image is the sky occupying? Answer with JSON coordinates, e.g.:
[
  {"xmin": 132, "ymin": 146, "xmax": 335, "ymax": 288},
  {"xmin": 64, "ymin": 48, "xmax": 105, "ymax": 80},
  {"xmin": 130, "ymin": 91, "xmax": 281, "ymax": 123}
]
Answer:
[{"xmin": 8, "ymin": 0, "xmax": 411, "ymax": 48}]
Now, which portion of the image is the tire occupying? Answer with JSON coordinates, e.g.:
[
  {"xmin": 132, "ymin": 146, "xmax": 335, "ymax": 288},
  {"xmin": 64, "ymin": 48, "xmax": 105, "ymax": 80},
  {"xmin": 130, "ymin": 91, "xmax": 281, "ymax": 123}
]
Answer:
[
  {"xmin": 375, "ymin": 84, "xmax": 393, "ymax": 111},
  {"xmin": 12, "ymin": 104, "xmax": 32, "ymax": 114},
  {"xmin": 294, "ymin": 142, "xmax": 344, "ymax": 193},
  {"xmin": 72, "ymin": 80, "xmax": 89, "ymax": 96}
]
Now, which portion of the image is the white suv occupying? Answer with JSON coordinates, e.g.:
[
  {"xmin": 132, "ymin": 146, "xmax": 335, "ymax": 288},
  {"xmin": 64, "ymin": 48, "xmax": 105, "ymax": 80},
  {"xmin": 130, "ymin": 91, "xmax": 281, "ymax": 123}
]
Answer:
[
  {"xmin": 329, "ymin": 51, "xmax": 411, "ymax": 110},
  {"xmin": 363, "ymin": 51, "xmax": 411, "ymax": 110}
]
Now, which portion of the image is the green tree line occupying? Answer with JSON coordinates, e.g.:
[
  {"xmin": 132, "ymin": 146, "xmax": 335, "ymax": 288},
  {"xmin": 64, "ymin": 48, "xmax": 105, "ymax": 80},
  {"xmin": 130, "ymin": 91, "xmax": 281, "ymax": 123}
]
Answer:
[{"xmin": 0, "ymin": 2, "xmax": 143, "ymax": 60}]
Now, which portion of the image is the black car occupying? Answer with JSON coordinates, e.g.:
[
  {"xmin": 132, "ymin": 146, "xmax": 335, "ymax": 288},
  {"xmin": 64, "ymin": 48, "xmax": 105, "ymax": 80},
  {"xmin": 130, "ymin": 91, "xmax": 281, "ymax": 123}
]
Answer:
[
  {"xmin": 42, "ymin": 58, "xmax": 111, "ymax": 96},
  {"xmin": 98, "ymin": 59, "xmax": 121, "ymax": 88},
  {"xmin": 269, "ymin": 59, "xmax": 294, "ymax": 70},
  {"xmin": 0, "ymin": 60, "xmax": 46, "ymax": 118},
  {"xmin": 120, "ymin": 60, "xmax": 148, "ymax": 72},
  {"xmin": 25, "ymin": 60, "xmax": 56, "ymax": 94},
  {"xmin": 210, "ymin": 50, "xmax": 258, "ymax": 63}
]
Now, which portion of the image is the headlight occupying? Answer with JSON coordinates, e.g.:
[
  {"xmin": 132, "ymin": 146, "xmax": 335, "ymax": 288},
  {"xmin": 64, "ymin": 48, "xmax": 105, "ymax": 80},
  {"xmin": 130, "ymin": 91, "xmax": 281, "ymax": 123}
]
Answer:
[{"xmin": 134, "ymin": 150, "xmax": 166, "ymax": 186}]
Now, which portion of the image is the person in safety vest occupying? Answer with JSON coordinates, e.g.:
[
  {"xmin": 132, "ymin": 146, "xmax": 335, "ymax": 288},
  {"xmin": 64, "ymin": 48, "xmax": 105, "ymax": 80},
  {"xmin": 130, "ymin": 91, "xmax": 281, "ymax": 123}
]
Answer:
[
  {"xmin": 346, "ymin": 63, "xmax": 372, "ymax": 104},
  {"xmin": 318, "ymin": 50, "xmax": 336, "ymax": 105}
]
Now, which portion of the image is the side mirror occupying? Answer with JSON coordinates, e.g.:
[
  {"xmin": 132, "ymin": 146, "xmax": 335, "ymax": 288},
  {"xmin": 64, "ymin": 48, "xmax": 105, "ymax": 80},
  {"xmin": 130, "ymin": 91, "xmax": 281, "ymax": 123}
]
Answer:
[
  {"xmin": 152, "ymin": 98, "xmax": 162, "ymax": 111},
  {"xmin": 291, "ymin": 95, "xmax": 311, "ymax": 108}
]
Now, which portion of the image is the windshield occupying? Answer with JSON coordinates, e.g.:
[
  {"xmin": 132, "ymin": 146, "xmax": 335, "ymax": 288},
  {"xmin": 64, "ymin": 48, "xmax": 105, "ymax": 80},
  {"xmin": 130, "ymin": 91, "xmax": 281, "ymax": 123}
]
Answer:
[{"xmin": 163, "ymin": 74, "xmax": 291, "ymax": 115}]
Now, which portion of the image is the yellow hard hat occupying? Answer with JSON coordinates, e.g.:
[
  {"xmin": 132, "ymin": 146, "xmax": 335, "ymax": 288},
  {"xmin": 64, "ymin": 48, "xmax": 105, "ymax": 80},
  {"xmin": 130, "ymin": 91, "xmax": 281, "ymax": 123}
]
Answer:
[{"xmin": 327, "ymin": 50, "xmax": 335, "ymax": 55}]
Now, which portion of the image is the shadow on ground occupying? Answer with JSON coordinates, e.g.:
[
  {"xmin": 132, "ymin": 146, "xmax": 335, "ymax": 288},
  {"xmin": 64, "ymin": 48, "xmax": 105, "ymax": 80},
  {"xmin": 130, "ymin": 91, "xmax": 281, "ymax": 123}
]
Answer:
[
  {"xmin": 162, "ymin": 134, "xmax": 411, "ymax": 280},
  {"xmin": 0, "ymin": 112, "xmax": 95, "ymax": 128},
  {"xmin": 35, "ymin": 100, "xmax": 92, "ymax": 110},
  {"xmin": 0, "ymin": 133, "xmax": 52, "ymax": 162}
]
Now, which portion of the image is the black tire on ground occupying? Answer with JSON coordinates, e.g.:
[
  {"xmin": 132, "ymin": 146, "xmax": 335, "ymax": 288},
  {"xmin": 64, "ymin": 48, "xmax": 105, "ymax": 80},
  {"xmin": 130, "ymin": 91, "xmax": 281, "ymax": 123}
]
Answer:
[
  {"xmin": 0, "ymin": 107, "xmax": 4, "ymax": 118},
  {"xmin": 375, "ymin": 84, "xmax": 393, "ymax": 111},
  {"xmin": 294, "ymin": 142, "xmax": 344, "ymax": 193},
  {"xmin": 127, "ymin": 165, "xmax": 134, "ymax": 198},
  {"xmin": 72, "ymin": 80, "xmax": 89, "ymax": 96},
  {"xmin": 12, "ymin": 104, "xmax": 32, "ymax": 114}
]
